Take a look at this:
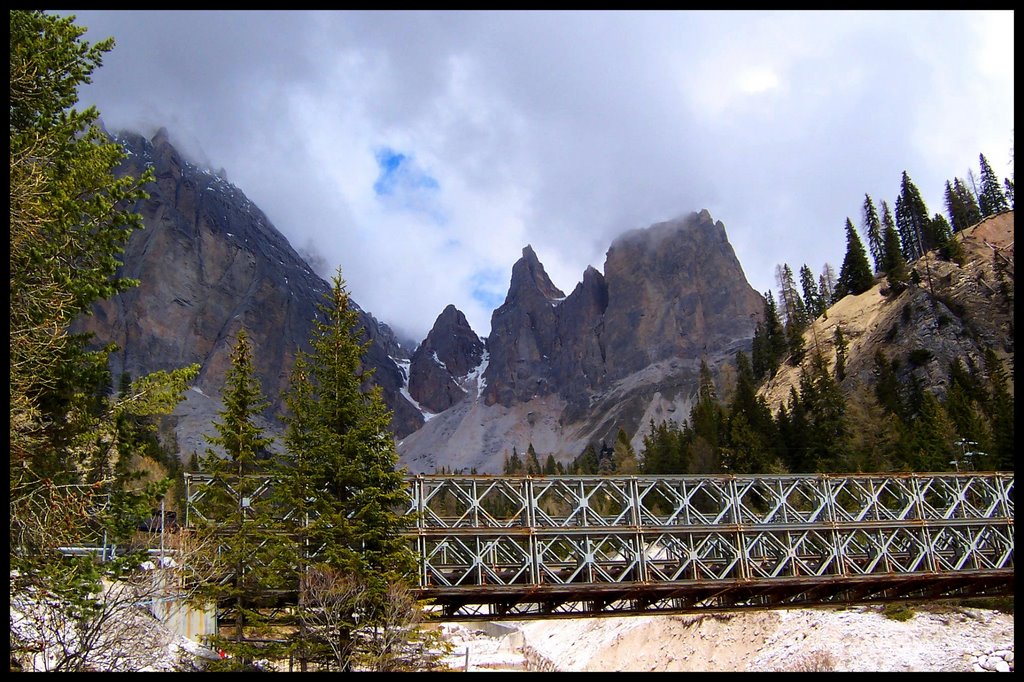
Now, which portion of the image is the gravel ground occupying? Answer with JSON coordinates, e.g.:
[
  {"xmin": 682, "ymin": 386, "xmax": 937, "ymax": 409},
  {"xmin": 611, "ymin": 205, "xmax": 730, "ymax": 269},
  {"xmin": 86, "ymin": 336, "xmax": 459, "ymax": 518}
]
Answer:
[{"xmin": 440, "ymin": 603, "xmax": 1014, "ymax": 672}]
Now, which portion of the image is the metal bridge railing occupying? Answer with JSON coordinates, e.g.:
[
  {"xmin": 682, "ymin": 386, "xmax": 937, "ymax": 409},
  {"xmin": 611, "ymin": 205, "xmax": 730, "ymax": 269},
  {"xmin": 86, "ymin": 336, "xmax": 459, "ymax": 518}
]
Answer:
[{"xmin": 184, "ymin": 472, "xmax": 1014, "ymax": 620}]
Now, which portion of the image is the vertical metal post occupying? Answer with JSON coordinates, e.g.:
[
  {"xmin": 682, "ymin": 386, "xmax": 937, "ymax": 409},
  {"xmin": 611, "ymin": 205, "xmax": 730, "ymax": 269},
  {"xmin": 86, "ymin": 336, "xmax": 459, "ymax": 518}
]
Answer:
[{"xmin": 160, "ymin": 496, "xmax": 166, "ymax": 563}]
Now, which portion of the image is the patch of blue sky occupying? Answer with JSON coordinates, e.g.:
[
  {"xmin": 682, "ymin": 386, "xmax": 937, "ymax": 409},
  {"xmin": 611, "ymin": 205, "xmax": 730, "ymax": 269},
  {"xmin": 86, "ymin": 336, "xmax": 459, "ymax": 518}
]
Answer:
[
  {"xmin": 373, "ymin": 147, "xmax": 440, "ymax": 196},
  {"xmin": 470, "ymin": 268, "xmax": 506, "ymax": 312},
  {"xmin": 372, "ymin": 146, "xmax": 446, "ymax": 224}
]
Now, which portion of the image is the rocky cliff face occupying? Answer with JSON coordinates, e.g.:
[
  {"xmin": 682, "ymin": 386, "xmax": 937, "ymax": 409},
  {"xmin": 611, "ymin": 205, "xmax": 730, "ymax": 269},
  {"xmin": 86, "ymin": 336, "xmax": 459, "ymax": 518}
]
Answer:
[
  {"xmin": 407, "ymin": 304, "xmax": 485, "ymax": 413},
  {"xmin": 758, "ymin": 211, "xmax": 1015, "ymax": 416},
  {"xmin": 77, "ymin": 128, "xmax": 767, "ymax": 472},
  {"xmin": 73, "ymin": 129, "xmax": 423, "ymax": 458},
  {"xmin": 398, "ymin": 210, "xmax": 764, "ymax": 472}
]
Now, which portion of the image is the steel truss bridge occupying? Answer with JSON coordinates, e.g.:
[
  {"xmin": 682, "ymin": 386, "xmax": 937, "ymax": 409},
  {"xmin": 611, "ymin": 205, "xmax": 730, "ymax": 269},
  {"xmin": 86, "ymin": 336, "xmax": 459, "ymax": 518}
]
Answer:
[{"xmin": 184, "ymin": 472, "xmax": 1014, "ymax": 621}]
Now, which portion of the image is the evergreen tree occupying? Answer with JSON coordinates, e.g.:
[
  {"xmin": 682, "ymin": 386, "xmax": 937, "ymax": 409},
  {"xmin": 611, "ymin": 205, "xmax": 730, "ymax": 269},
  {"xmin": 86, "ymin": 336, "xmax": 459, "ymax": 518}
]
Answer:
[
  {"xmin": 977, "ymin": 153, "xmax": 1010, "ymax": 217},
  {"xmin": 879, "ymin": 203, "xmax": 909, "ymax": 293},
  {"xmin": 895, "ymin": 171, "xmax": 930, "ymax": 261},
  {"xmin": 573, "ymin": 444, "xmax": 600, "ymax": 474},
  {"xmin": 277, "ymin": 271, "xmax": 417, "ymax": 671},
  {"xmin": 597, "ymin": 440, "xmax": 616, "ymax": 475},
  {"xmin": 785, "ymin": 317, "xmax": 807, "ymax": 367},
  {"xmin": 945, "ymin": 178, "xmax": 982, "ymax": 233},
  {"xmin": 943, "ymin": 362, "xmax": 992, "ymax": 468},
  {"xmin": 799, "ymin": 264, "xmax": 826, "ymax": 320},
  {"xmin": 195, "ymin": 329, "xmax": 285, "ymax": 666},
  {"xmin": 872, "ymin": 350, "xmax": 904, "ymax": 419},
  {"xmin": 929, "ymin": 213, "xmax": 965, "ymax": 264},
  {"xmin": 503, "ymin": 446, "xmax": 524, "ymax": 474},
  {"xmin": 981, "ymin": 349, "xmax": 1014, "ymax": 471},
  {"xmin": 751, "ymin": 292, "xmax": 787, "ymax": 380},
  {"xmin": 525, "ymin": 443, "xmax": 542, "ymax": 475},
  {"xmin": 798, "ymin": 353, "xmax": 849, "ymax": 472},
  {"xmin": 725, "ymin": 352, "xmax": 778, "ymax": 473},
  {"xmin": 862, "ymin": 194, "xmax": 884, "ymax": 273},
  {"xmin": 1003, "ymin": 177, "xmax": 1014, "ymax": 209},
  {"xmin": 907, "ymin": 392, "xmax": 958, "ymax": 472},
  {"xmin": 542, "ymin": 454, "xmax": 559, "ymax": 475},
  {"xmin": 9, "ymin": 11, "xmax": 198, "ymax": 645},
  {"xmin": 955, "ymin": 178, "xmax": 982, "ymax": 230},
  {"xmin": 688, "ymin": 359, "xmax": 726, "ymax": 471},
  {"xmin": 835, "ymin": 218, "xmax": 875, "ymax": 300},
  {"xmin": 833, "ymin": 326, "xmax": 848, "ymax": 382},
  {"xmin": 777, "ymin": 387, "xmax": 812, "ymax": 473}
]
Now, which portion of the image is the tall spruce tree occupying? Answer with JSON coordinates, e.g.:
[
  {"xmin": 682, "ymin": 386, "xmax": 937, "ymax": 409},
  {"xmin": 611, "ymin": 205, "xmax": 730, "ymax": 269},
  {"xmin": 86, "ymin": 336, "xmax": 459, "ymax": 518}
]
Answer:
[
  {"xmin": 9, "ymin": 12, "xmax": 198, "ymax": 655},
  {"xmin": 879, "ymin": 204, "xmax": 909, "ymax": 292},
  {"xmin": 981, "ymin": 349, "xmax": 1014, "ymax": 471},
  {"xmin": 195, "ymin": 329, "xmax": 285, "ymax": 667},
  {"xmin": 799, "ymin": 264, "xmax": 826, "ymax": 320},
  {"xmin": 895, "ymin": 171, "xmax": 930, "ymax": 261},
  {"xmin": 725, "ymin": 352, "xmax": 778, "ymax": 473},
  {"xmin": 751, "ymin": 291, "xmax": 787, "ymax": 380},
  {"xmin": 862, "ymin": 194, "xmax": 884, "ymax": 273},
  {"xmin": 945, "ymin": 179, "xmax": 982, "ymax": 233},
  {"xmin": 977, "ymin": 153, "xmax": 1010, "ymax": 217},
  {"xmin": 689, "ymin": 359, "xmax": 726, "ymax": 472},
  {"xmin": 835, "ymin": 218, "xmax": 875, "ymax": 300},
  {"xmin": 277, "ymin": 270, "xmax": 416, "ymax": 671}
]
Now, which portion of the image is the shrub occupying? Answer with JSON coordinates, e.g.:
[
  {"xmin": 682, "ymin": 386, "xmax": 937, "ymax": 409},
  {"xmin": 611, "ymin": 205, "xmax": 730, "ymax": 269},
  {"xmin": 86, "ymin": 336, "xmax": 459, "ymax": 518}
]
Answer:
[{"xmin": 882, "ymin": 602, "xmax": 916, "ymax": 622}]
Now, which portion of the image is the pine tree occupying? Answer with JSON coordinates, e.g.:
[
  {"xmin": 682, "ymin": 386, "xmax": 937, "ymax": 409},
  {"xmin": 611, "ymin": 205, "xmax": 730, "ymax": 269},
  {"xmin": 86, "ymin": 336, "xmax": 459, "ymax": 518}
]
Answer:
[
  {"xmin": 977, "ymin": 153, "xmax": 1010, "ymax": 217},
  {"xmin": 895, "ymin": 171, "xmax": 930, "ymax": 261},
  {"xmin": 862, "ymin": 194, "xmax": 884, "ymax": 273},
  {"xmin": 833, "ymin": 326, "xmax": 848, "ymax": 382},
  {"xmin": 945, "ymin": 179, "xmax": 982, "ymax": 233},
  {"xmin": 981, "ymin": 349, "xmax": 1014, "ymax": 471},
  {"xmin": 195, "ymin": 329, "xmax": 285, "ymax": 666},
  {"xmin": 799, "ymin": 353, "xmax": 849, "ymax": 473},
  {"xmin": 872, "ymin": 350, "xmax": 904, "ymax": 419},
  {"xmin": 688, "ymin": 359, "xmax": 726, "ymax": 471},
  {"xmin": 929, "ymin": 213, "xmax": 964, "ymax": 264},
  {"xmin": 277, "ymin": 270, "xmax": 417, "ymax": 671},
  {"xmin": 835, "ymin": 218, "xmax": 875, "ymax": 300},
  {"xmin": 542, "ymin": 454, "xmax": 559, "ymax": 475},
  {"xmin": 799, "ymin": 264, "xmax": 826, "ymax": 320},
  {"xmin": 778, "ymin": 387, "xmax": 812, "ymax": 473},
  {"xmin": 503, "ymin": 446, "xmax": 523, "ymax": 474},
  {"xmin": 752, "ymin": 292, "xmax": 786, "ymax": 380},
  {"xmin": 907, "ymin": 392, "xmax": 957, "ymax": 472},
  {"xmin": 9, "ymin": 12, "xmax": 198, "ymax": 644},
  {"xmin": 879, "ymin": 204, "xmax": 909, "ymax": 293},
  {"xmin": 943, "ymin": 363, "xmax": 993, "ymax": 469},
  {"xmin": 573, "ymin": 444, "xmax": 600, "ymax": 474},
  {"xmin": 725, "ymin": 352, "xmax": 778, "ymax": 473},
  {"xmin": 1003, "ymin": 177, "xmax": 1014, "ymax": 208},
  {"xmin": 525, "ymin": 443, "xmax": 541, "ymax": 475}
]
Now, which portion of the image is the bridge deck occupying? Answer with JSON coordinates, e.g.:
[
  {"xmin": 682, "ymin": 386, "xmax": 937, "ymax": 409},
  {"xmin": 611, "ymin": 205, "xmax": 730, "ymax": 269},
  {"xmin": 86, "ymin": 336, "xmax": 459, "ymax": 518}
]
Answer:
[{"xmin": 185, "ymin": 472, "xmax": 1014, "ymax": 620}]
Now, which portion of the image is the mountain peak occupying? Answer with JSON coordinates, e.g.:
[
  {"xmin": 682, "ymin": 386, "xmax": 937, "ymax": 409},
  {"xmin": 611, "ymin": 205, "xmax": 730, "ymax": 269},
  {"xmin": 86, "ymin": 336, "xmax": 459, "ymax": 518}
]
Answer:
[{"xmin": 507, "ymin": 244, "xmax": 565, "ymax": 304}]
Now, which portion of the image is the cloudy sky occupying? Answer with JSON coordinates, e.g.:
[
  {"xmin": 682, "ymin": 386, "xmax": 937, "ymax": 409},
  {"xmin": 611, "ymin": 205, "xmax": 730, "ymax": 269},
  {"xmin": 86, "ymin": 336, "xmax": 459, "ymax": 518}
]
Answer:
[{"xmin": 60, "ymin": 10, "xmax": 1014, "ymax": 344}]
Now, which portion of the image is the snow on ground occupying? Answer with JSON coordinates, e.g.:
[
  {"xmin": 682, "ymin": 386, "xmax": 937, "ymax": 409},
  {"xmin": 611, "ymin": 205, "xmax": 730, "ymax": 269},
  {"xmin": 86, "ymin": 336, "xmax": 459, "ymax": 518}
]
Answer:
[{"xmin": 437, "ymin": 603, "xmax": 1014, "ymax": 672}]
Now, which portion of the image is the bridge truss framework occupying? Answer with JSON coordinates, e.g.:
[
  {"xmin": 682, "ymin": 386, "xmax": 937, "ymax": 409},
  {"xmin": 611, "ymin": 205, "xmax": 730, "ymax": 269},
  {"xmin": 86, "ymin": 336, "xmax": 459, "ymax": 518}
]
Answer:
[{"xmin": 185, "ymin": 472, "xmax": 1014, "ymax": 621}]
